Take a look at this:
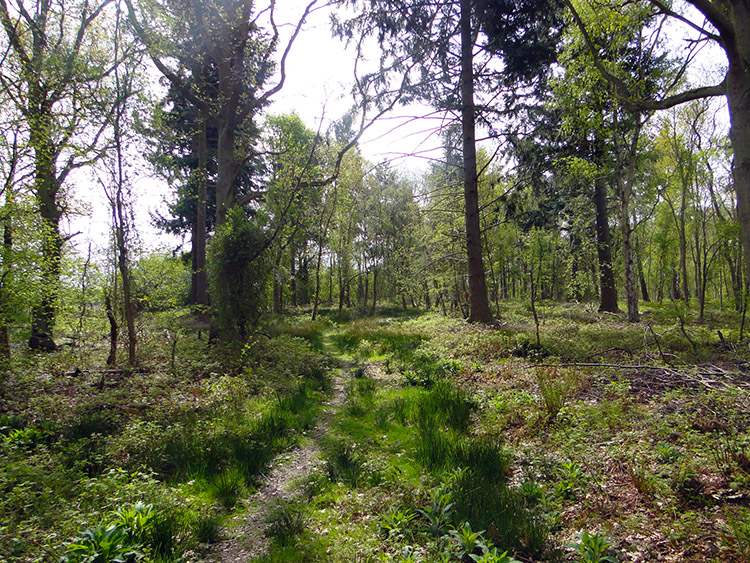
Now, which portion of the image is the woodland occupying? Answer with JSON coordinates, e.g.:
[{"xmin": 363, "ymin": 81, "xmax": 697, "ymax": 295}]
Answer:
[{"xmin": 1, "ymin": 0, "xmax": 749, "ymax": 562}]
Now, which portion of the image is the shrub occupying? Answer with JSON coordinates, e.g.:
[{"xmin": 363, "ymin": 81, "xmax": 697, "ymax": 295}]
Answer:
[{"xmin": 209, "ymin": 207, "xmax": 271, "ymax": 340}]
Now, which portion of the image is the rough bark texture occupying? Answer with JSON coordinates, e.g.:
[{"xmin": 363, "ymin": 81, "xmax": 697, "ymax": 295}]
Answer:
[
  {"xmin": 105, "ymin": 293, "xmax": 118, "ymax": 366},
  {"xmin": 594, "ymin": 178, "xmax": 619, "ymax": 312},
  {"xmin": 726, "ymin": 2, "xmax": 750, "ymax": 287},
  {"xmin": 194, "ymin": 116, "xmax": 208, "ymax": 308},
  {"xmin": 460, "ymin": 0, "xmax": 492, "ymax": 323}
]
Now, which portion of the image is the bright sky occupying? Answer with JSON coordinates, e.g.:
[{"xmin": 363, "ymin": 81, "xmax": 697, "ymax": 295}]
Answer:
[
  {"xmin": 69, "ymin": 0, "xmax": 442, "ymax": 255},
  {"xmin": 270, "ymin": 1, "xmax": 444, "ymax": 168}
]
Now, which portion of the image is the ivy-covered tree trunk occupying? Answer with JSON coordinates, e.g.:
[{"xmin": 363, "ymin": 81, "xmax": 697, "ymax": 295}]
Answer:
[
  {"xmin": 460, "ymin": 0, "xmax": 492, "ymax": 323},
  {"xmin": 29, "ymin": 105, "xmax": 62, "ymax": 351}
]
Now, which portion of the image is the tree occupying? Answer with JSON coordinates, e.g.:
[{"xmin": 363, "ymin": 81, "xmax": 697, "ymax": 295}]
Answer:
[
  {"xmin": 127, "ymin": 0, "xmax": 316, "ymax": 226},
  {"xmin": 566, "ymin": 0, "xmax": 750, "ymax": 290},
  {"xmin": 336, "ymin": 0, "xmax": 562, "ymax": 322},
  {"xmin": 98, "ymin": 1, "xmax": 140, "ymax": 365},
  {"xmin": 0, "ymin": 0, "xmax": 125, "ymax": 350}
]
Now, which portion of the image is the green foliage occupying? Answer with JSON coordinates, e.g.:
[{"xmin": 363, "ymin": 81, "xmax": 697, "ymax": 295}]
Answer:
[
  {"xmin": 132, "ymin": 252, "xmax": 190, "ymax": 311},
  {"xmin": 450, "ymin": 467, "xmax": 548, "ymax": 559},
  {"xmin": 61, "ymin": 523, "xmax": 143, "ymax": 563},
  {"xmin": 448, "ymin": 521, "xmax": 488, "ymax": 560},
  {"xmin": 61, "ymin": 502, "xmax": 156, "ymax": 563},
  {"xmin": 264, "ymin": 500, "xmax": 308, "ymax": 546},
  {"xmin": 416, "ymin": 379, "xmax": 474, "ymax": 433},
  {"xmin": 380, "ymin": 506, "xmax": 417, "ymax": 541},
  {"xmin": 209, "ymin": 207, "xmax": 271, "ymax": 339},
  {"xmin": 726, "ymin": 508, "xmax": 750, "ymax": 559},
  {"xmin": 535, "ymin": 367, "xmax": 572, "ymax": 422},
  {"xmin": 193, "ymin": 512, "xmax": 223, "ymax": 544},
  {"xmin": 325, "ymin": 441, "xmax": 365, "ymax": 486},
  {"xmin": 209, "ymin": 467, "xmax": 246, "ymax": 510},
  {"xmin": 418, "ymin": 484, "xmax": 454, "ymax": 538},
  {"xmin": 570, "ymin": 531, "xmax": 618, "ymax": 563},
  {"xmin": 245, "ymin": 334, "xmax": 331, "ymax": 386}
]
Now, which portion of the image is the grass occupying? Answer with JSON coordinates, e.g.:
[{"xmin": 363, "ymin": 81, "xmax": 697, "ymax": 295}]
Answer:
[
  {"xmin": 2, "ymin": 301, "xmax": 749, "ymax": 562},
  {"xmin": 0, "ymin": 321, "xmax": 332, "ymax": 562}
]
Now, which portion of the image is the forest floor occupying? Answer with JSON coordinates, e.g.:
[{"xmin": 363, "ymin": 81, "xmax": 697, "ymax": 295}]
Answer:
[
  {"xmin": 1, "ymin": 303, "xmax": 750, "ymax": 562},
  {"xmin": 200, "ymin": 332, "xmax": 350, "ymax": 562}
]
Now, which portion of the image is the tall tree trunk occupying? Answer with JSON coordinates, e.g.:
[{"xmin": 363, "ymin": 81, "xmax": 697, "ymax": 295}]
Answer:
[
  {"xmin": 636, "ymin": 235, "xmax": 650, "ymax": 303},
  {"xmin": 678, "ymin": 187, "xmax": 690, "ymax": 304},
  {"xmin": 615, "ymin": 113, "xmax": 641, "ymax": 323},
  {"xmin": 105, "ymin": 292, "xmax": 118, "ymax": 366},
  {"xmin": 312, "ymin": 242, "xmax": 325, "ymax": 320},
  {"xmin": 370, "ymin": 267, "xmax": 378, "ymax": 314},
  {"xmin": 194, "ymin": 115, "xmax": 209, "ymax": 308},
  {"xmin": 727, "ymin": 47, "xmax": 750, "ymax": 294},
  {"xmin": 0, "ymin": 196, "xmax": 12, "ymax": 360},
  {"xmin": 594, "ymin": 176, "xmax": 619, "ymax": 312},
  {"xmin": 460, "ymin": 0, "xmax": 492, "ymax": 323},
  {"xmin": 29, "ymin": 151, "xmax": 62, "ymax": 351},
  {"xmin": 273, "ymin": 249, "xmax": 283, "ymax": 313},
  {"xmin": 290, "ymin": 249, "xmax": 298, "ymax": 308}
]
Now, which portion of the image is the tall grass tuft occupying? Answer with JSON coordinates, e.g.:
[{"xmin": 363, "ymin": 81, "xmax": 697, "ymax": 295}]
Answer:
[
  {"xmin": 264, "ymin": 500, "xmax": 307, "ymax": 546},
  {"xmin": 325, "ymin": 441, "xmax": 364, "ymax": 486},
  {"xmin": 450, "ymin": 469, "xmax": 549, "ymax": 559}
]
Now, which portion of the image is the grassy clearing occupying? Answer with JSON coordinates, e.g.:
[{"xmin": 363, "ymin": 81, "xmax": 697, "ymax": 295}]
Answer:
[
  {"xmin": 258, "ymin": 303, "xmax": 749, "ymax": 562},
  {"xmin": 2, "ymin": 302, "xmax": 749, "ymax": 562}
]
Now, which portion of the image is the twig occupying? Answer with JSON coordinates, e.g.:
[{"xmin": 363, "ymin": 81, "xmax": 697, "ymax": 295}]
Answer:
[{"xmin": 646, "ymin": 322, "xmax": 673, "ymax": 367}]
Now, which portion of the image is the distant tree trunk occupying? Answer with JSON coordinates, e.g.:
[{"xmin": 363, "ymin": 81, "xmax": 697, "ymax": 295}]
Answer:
[
  {"xmin": 290, "ymin": 250, "xmax": 298, "ymax": 308},
  {"xmin": 193, "ymin": 115, "xmax": 208, "ymax": 309},
  {"xmin": 615, "ymin": 113, "xmax": 641, "ymax": 323},
  {"xmin": 635, "ymin": 235, "xmax": 650, "ymax": 302},
  {"xmin": 329, "ymin": 253, "xmax": 334, "ymax": 304},
  {"xmin": 273, "ymin": 249, "xmax": 283, "ymax": 313},
  {"xmin": 460, "ymin": 0, "xmax": 492, "ymax": 323},
  {"xmin": 370, "ymin": 267, "xmax": 378, "ymax": 314},
  {"xmin": 0, "ymin": 200, "xmax": 12, "ymax": 360},
  {"xmin": 105, "ymin": 292, "xmax": 118, "ymax": 366},
  {"xmin": 338, "ymin": 258, "xmax": 345, "ymax": 311},
  {"xmin": 312, "ymin": 241, "xmax": 325, "ymax": 320},
  {"xmin": 594, "ymin": 177, "xmax": 619, "ymax": 312}
]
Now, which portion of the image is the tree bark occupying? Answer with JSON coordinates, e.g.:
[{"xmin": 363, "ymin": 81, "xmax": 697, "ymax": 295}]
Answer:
[
  {"xmin": 726, "ymin": 13, "xmax": 750, "ymax": 291},
  {"xmin": 460, "ymin": 0, "xmax": 492, "ymax": 323},
  {"xmin": 105, "ymin": 292, "xmax": 118, "ymax": 366},
  {"xmin": 29, "ymin": 115, "xmax": 62, "ymax": 352},
  {"xmin": 615, "ymin": 112, "xmax": 641, "ymax": 323},
  {"xmin": 594, "ymin": 177, "xmax": 619, "ymax": 312},
  {"xmin": 193, "ymin": 115, "xmax": 208, "ymax": 308}
]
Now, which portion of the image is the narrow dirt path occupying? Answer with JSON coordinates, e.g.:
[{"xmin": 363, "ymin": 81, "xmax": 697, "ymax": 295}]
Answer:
[{"xmin": 197, "ymin": 335, "xmax": 349, "ymax": 562}]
